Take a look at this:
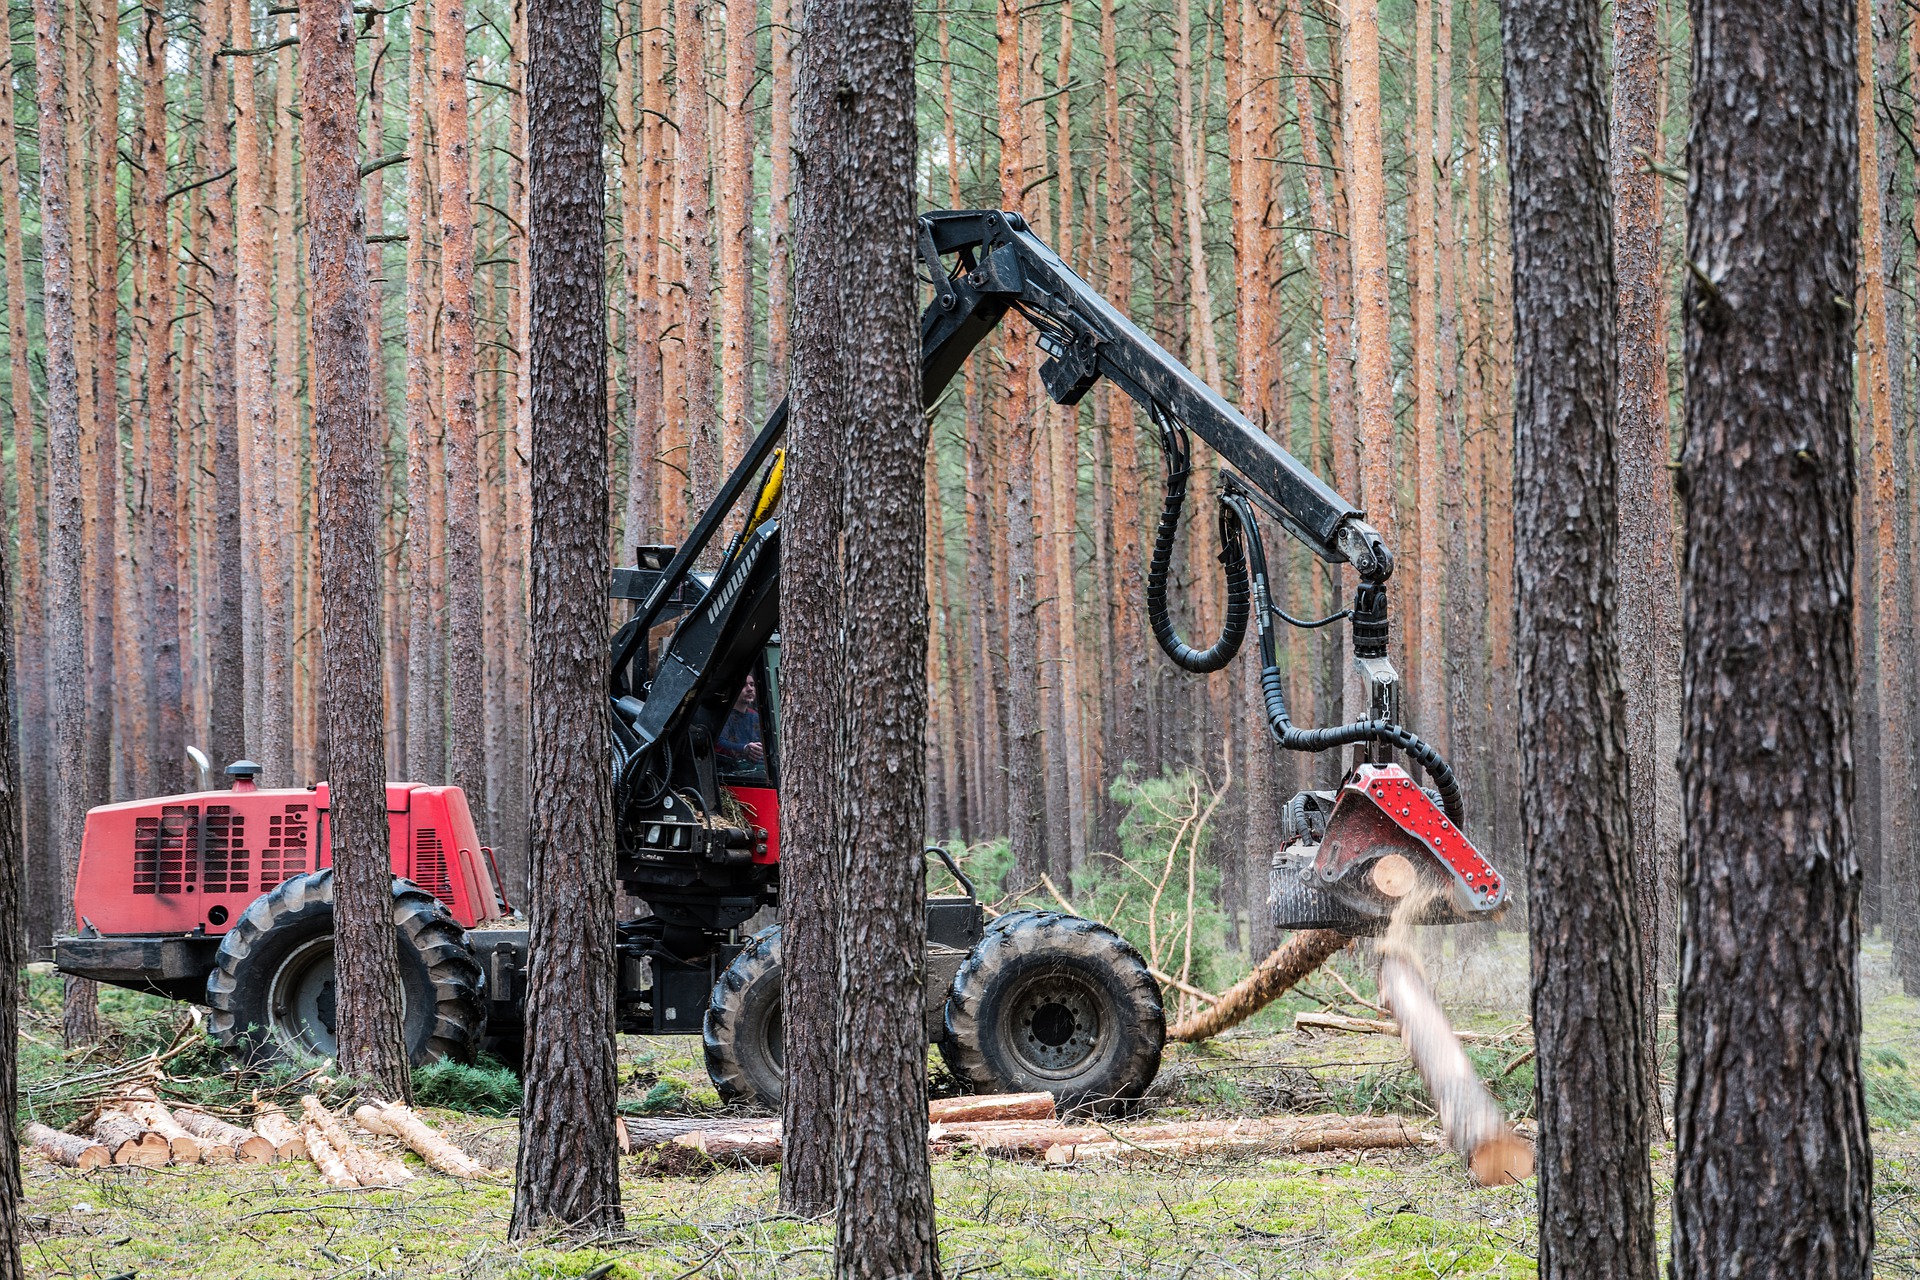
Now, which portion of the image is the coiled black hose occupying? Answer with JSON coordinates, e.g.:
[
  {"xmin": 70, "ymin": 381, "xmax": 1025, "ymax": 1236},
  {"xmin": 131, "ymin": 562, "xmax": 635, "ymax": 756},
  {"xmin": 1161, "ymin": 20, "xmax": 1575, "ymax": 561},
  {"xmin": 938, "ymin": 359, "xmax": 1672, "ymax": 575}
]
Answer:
[
  {"xmin": 1221, "ymin": 489, "xmax": 1468, "ymax": 829},
  {"xmin": 1145, "ymin": 421, "xmax": 1251, "ymax": 673}
]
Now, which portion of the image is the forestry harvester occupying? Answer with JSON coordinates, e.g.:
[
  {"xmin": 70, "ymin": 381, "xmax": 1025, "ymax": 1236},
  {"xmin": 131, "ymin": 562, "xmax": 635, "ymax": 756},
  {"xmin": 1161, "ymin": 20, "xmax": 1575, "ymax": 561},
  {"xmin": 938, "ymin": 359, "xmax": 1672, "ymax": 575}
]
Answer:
[{"xmin": 55, "ymin": 210, "xmax": 1506, "ymax": 1112}]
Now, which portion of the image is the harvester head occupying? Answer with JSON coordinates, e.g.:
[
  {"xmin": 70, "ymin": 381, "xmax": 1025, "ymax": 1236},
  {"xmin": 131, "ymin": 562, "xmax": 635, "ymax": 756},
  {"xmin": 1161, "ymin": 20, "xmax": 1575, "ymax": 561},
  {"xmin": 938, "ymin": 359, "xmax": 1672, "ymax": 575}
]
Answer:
[{"xmin": 1269, "ymin": 763, "xmax": 1508, "ymax": 936}]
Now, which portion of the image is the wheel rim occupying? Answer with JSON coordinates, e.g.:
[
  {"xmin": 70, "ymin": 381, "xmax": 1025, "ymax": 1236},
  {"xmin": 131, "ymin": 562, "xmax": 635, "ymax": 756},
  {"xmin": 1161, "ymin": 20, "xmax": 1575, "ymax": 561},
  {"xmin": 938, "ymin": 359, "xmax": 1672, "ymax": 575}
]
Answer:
[
  {"xmin": 267, "ymin": 936, "xmax": 339, "ymax": 1060},
  {"xmin": 1001, "ymin": 971, "xmax": 1107, "ymax": 1078}
]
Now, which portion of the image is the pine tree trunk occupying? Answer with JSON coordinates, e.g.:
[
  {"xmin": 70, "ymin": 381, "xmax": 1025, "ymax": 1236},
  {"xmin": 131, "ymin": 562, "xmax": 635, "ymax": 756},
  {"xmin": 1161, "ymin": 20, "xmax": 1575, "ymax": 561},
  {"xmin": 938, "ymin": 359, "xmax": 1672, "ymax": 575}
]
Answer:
[
  {"xmin": 85, "ymin": 0, "xmax": 119, "ymax": 809},
  {"xmin": 1673, "ymin": 0, "xmax": 1873, "ymax": 1269},
  {"xmin": 434, "ymin": 0, "xmax": 490, "ymax": 837},
  {"xmin": 35, "ymin": 0, "xmax": 101, "ymax": 1045},
  {"xmin": 138, "ymin": 0, "xmax": 186, "ymax": 790},
  {"xmin": 510, "ymin": 0, "xmax": 624, "ymax": 1233},
  {"xmin": 404, "ymin": 13, "xmax": 444, "ymax": 783},
  {"xmin": 675, "ymin": 0, "xmax": 720, "ymax": 511},
  {"xmin": 766, "ymin": 0, "xmax": 794, "ymax": 401},
  {"xmin": 1339, "ymin": 0, "xmax": 1394, "ymax": 582},
  {"xmin": 620, "ymin": 0, "xmax": 661, "ymax": 551},
  {"xmin": 231, "ymin": 0, "xmax": 273, "ymax": 773},
  {"xmin": 261, "ymin": 16, "xmax": 301, "ymax": 786},
  {"xmin": 0, "ymin": 374, "xmax": 26, "ymax": 1273},
  {"xmin": 203, "ymin": 0, "xmax": 245, "ymax": 770},
  {"xmin": 785, "ymin": 0, "xmax": 940, "ymax": 1259},
  {"xmin": 0, "ymin": 46, "xmax": 52, "ymax": 952},
  {"xmin": 1610, "ymin": 0, "xmax": 1679, "ymax": 1113},
  {"xmin": 1102, "ymin": 0, "xmax": 1146, "ymax": 795},
  {"xmin": 1503, "ymin": 0, "xmax": 1659, "ymax": 1271},
  {"xmin": 300, "ymin": 0, "xmax": 413, "ymax": 1102},
  {"xmin": 719, "ymin": 0, "xmax": 754, "ymax": 469},
  {"xmin": 1859, "ymin": 0, "xmax": 1920, "ymax": 998}
]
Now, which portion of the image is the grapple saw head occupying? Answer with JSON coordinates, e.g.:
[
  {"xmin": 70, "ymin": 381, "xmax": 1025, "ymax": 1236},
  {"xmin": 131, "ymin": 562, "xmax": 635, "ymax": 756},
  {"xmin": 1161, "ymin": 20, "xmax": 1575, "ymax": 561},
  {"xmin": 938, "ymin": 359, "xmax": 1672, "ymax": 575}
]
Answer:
[{"xmin": 1269, "ymin": 763, "xmax": 1508, "ymax": 936}]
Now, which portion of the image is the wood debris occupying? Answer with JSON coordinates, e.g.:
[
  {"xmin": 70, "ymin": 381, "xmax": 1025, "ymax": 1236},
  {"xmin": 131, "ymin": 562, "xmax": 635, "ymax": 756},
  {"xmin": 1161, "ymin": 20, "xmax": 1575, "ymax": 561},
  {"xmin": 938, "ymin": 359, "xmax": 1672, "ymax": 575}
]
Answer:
[{"xmin": 115, "ymin": 1089, "xmax": 204, "ymax": 1164}]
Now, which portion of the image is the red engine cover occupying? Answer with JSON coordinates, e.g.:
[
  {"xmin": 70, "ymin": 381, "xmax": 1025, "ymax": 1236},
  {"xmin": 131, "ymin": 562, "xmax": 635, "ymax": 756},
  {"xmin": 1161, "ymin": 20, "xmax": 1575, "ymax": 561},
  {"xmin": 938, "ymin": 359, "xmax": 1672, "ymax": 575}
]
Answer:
[{"xmin": 72, "ymin": 782, "xmax": 506, "ymax": 935}]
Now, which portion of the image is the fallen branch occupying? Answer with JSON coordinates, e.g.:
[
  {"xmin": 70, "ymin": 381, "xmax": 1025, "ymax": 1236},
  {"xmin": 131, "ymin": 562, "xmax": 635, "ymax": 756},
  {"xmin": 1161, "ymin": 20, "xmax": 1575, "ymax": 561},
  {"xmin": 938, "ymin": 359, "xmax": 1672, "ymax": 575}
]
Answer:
[
  {"xmin": 1168, "ymin": 930, "xmax": 1350, "ymax": 1041},
  {"xmin": 25, "ymin": 1122, "xmax": 108, "ymax": 1169},
  {"xmin": 1293, "ymin": 1012, "xmax": 1525, "ymax": 1045}
]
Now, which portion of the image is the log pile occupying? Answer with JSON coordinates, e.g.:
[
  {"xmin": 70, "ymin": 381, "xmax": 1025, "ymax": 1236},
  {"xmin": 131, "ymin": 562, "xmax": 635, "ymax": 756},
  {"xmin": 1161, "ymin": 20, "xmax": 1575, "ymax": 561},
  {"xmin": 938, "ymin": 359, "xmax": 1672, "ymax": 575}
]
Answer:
[
  {"xmin": 20, "ymin": 1091, "xmax": 490, "ymax": 1188},
  {"xmin": 618, "ymin": 1094, "xmax": 1431, "ymax": 1170}
]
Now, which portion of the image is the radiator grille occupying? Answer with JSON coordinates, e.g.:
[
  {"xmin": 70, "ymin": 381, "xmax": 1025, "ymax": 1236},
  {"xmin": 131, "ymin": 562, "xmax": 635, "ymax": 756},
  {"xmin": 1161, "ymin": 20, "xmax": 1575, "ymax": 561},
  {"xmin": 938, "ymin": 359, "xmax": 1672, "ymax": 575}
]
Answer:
[
  {"xmin": 261, "ymin": 804, "xmax": 311, "ymax": 890},
  {"xmin": 199, "ymin": 805, "xmax": 248, "ymax": 895},
  {"xmin": 412, "ymin": 826, "xmax": 451, "ymax": 904},
  {"xmin": 132, "ymin": 805, "xmax": 200, "ymax": 895}
]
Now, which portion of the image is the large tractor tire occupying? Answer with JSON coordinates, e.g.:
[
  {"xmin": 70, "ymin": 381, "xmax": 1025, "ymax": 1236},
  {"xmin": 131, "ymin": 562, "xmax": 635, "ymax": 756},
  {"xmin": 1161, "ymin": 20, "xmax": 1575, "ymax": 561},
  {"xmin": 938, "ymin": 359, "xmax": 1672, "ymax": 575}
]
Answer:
[
  {"xmin": 941, "ymin": 911, "xmax": 1164, "ymax": 1114},
  {"xmin": 703, "ymin": 926, "xmax": 785, "ymax": 1109},
  {"xmin": 206, "ymin": 870, "xmax": 486, "ymax": 1070}
]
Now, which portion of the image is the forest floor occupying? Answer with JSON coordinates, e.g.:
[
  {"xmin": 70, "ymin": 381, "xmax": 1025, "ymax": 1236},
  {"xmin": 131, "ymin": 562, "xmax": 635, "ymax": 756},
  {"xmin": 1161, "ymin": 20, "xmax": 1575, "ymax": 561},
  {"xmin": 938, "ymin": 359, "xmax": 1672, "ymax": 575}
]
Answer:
[{"xmin": 13, "ymin": 934, "xmax": 1920, "ymax": 1280}]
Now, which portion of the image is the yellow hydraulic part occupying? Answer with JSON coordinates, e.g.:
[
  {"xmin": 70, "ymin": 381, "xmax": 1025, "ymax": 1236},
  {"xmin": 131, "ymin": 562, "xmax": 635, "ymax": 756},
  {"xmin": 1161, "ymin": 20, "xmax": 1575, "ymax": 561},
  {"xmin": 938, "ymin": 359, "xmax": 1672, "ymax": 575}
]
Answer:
[{"xmin": 741, "ymin": 449, "xmax": 785, "ymax": 542}]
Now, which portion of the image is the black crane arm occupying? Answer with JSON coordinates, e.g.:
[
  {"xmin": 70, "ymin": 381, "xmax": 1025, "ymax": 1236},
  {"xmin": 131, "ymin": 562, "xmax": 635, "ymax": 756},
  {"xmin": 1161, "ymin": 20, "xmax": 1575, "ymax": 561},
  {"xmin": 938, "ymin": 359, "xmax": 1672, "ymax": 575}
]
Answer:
[{"xmin": 614, "ymin": 208, "xmax": 1395, "ymax": 701}]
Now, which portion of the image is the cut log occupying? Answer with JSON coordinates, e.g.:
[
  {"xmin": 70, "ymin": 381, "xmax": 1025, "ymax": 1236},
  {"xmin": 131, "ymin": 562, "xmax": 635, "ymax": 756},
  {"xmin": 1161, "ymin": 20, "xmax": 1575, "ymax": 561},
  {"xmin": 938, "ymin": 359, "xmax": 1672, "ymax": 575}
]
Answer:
[
  {"xmin": 362, "ymin": 1103, "xmax": 488, "ymax": 1178},
  {"xmin": 352, "ymin": 1105, "xmax": 396, "ymax": 1137},
  {"xmin": 26, "ymin": 1122, "xmax": 109, "ymax": 1169},
  {"xmin": 1370, "ymin": 854, "xmax": 1417, "ymax": 898},
  {"xmin": 672, "ymin": 1126, "xmax": 783, "ymax": 1164},
  {"xmin": 1042, "ymin": 1116, "xmax": 1426, "ymax": 1164},
  {"xmin": 91, "ymin": 1111, "xmax": 171, "ymax": 1167},
  {"xmin": 300, "ymin": 1097, "xmax": 411, "ymax": 1186},
  {"xmin": 1378, "ymin": 951, "xmax": 1535, "ymax": 1186},
  {"xmin": 299, "ymin": 1120, "xmax": 360, "ymax": 1188},
  {"xmin": 622, "ymin": 1116, "xmax": 729, "ymax": 1150},
  {"xmin": 115, "ymin": 1096, "xmax": 204, "ymax": 1164},
  {"xmin": 252, "ymin": 1103, "xmax": 307, "ymax": 1160},
  {"xmin": 1293, "ymin": 1011, "xmax": 1519, "ymax": 1044},
  {"xmin": 927, "ymin": 1092, "xmax": 1056, "ymax": 1124},
  {"xmin": 1169, "ymin": 929, "xmax": 1349, "ymax": 1041},
  {"xmin": 174, "ymin": 1109, "xmax": 276, "ymax": 1163}
]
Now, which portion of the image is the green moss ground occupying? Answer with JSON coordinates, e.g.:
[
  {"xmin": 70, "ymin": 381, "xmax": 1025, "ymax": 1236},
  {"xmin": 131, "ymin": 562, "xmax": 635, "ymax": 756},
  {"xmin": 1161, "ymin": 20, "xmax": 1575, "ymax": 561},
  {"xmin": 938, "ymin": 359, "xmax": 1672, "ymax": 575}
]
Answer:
[{"xmin": 16, "ymin": 935, "xmax": 1920, "ymax": 1278}]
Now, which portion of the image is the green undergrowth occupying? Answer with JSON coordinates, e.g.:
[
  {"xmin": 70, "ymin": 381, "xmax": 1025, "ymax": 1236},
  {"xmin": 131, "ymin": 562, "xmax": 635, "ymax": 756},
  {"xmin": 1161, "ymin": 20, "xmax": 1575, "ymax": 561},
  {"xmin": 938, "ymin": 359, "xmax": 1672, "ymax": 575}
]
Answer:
[{"xmin": 414, "ymin": 1056, "xmax": 524, "ymax": 1116}]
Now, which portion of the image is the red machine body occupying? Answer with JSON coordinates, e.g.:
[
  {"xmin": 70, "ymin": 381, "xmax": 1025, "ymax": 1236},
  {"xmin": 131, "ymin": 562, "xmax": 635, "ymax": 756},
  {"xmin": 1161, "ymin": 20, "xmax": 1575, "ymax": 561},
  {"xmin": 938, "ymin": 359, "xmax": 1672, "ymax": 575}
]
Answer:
[{"xmin": 71, "ymin": 780, "xmax": 508, "ymax": 937}]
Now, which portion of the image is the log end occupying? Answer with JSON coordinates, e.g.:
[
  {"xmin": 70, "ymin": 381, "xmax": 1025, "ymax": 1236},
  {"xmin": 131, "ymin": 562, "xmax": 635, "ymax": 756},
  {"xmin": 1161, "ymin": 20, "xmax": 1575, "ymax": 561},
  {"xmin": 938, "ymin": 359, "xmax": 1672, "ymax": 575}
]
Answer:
[
  {"xmin": 1370, "ymin": 854, "xmax": 1417, "ymax": 898},
  {"xmin": 1467, "ymin": 1133, "xmax": 1534, "ymax": 1187},
  {"xmin": 237, "ymin": 1135, "xmax": 279, "ymax": 1164}
]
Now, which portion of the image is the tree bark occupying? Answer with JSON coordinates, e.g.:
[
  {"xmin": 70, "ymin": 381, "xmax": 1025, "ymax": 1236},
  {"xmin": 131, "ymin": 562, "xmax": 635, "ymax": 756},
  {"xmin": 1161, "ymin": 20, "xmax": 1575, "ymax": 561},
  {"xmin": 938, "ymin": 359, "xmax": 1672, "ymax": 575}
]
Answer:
[
  {"xmin": 231, "ymin": 0, "xmax": 274, "ymax": 775},
  {"xmin": 0, "ymin": 343, "xmax": 25, "ymax": 1264},
  {"xmin": 1672, "ymin": 0, "xmax": 1875, "ymax": 1271},
  {"xmin": 1338, "ymin": 0, "xmax": 1394, "ymax": 582},
  {"xmin": 432, "ymin": 0, "xmax": 489, "ymax": 836},
  {"xmin": 0, "ymin": 41, "xmax": 52, "ymax": 954},
  {"xmin": 675, "ymin": 0, "xmax": 720, "ymax": 512},
  {"xmin": 1502, "ymin": 0, "xmax": 1659, "ymax": 1272},
  {"xmin": 784, "ymin": 0, "xmax": 941, "ymax": 1258},
  {"xmin": 1610, "ymin": 0, "xmax": 1678, "ymax": 1116},
  {"xmin": 511, "ymin": 0, "xmax": 623, "ymax": 1231},
  {"xmin": 766, "ymin": 0, "xmax": 794, "ymax": 401},
  {"xmin": 137, "ymin": 0, "xmax": 186, "ymax": 790},
  {"xmin": 84, "ymin": 0, "xmax": 116, "ymax": 816},
  {"xmin": 718, "ymin": 0, "xmax": 754, "ymax": 469},
  {"xmin": 36, "ymin": 0, "xmax": 100, "ymax": 1046},
  {"xmin": 996, "ymin": 0, "xmax": 1045, "ymax": 884},
  {"xmin": 203, "ymin": 0, "xmax": 246, "ymax": 771},
  {"xmin": 299, "ymin": 0, "xmax": 413, "ymax": 1102}
]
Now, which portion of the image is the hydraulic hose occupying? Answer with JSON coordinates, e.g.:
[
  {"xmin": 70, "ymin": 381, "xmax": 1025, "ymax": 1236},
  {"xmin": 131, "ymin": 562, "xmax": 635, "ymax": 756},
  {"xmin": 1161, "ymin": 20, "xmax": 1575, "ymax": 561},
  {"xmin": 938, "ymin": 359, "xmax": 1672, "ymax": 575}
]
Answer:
[
  {"xmin": 1223, "ymin": 490, "xmax": 1468, "ymax": 829},
  {"xmin": 1146, "ymin": 420, "xmax": 1251, "ymax": 673}
]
